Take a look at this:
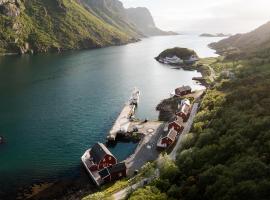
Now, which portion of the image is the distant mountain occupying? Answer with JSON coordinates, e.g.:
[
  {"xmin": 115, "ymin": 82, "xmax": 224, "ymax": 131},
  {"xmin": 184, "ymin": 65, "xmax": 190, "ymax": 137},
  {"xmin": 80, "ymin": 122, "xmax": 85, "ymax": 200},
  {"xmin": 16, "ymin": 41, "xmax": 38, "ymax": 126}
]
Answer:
[
  {"xmin": 78, "ymin": 0, "xmax": 142, "ymax": 38},
  {"xmin": 0, "ymin": 0, "xmax": 173, "ymax": 55},
  {"xmin": 210, "ymin": 21, "xmax": 270, "ymax": 58},
  {"xmin": 80, "ymin": 0, "xmax": 175, "ymax": 37},
  {"xmin": 200, "ymin": 33, "xmax": 231, "ymax": 37},
  {"xmin": 126, "ymin": 7, "xmax": 177, "ymax": 36}
]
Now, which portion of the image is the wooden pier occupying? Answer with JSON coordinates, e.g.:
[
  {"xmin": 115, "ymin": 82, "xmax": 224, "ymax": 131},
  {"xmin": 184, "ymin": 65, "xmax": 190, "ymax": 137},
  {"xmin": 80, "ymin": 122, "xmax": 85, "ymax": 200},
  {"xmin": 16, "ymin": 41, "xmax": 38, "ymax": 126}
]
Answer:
[{"xmin": 107, "ymin": 88, "xmax": 140, "ymax": 141}]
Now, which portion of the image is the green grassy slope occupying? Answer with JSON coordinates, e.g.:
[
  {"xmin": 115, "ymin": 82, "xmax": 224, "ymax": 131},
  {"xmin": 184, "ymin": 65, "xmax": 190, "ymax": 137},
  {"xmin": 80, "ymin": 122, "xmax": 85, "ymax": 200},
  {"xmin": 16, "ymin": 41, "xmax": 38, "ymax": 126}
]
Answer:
[
  {"xmin": 0, "ymin": 0, "xmax": 135, "ymax": 54},
  {"xmin": 210, "ymin": 21, "xmax": 270, "ymax": 59}
]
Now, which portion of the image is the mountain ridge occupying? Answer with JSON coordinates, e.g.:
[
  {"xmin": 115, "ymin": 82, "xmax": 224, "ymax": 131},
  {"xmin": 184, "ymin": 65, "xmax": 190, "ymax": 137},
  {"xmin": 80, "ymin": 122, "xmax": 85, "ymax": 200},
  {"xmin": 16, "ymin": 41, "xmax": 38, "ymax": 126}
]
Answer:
[
  {"xmin": 210, "ymin": 21, "xmax": 270, "ymax": 58},
  {"xmin": 0, "ymin": 0, "xmax": 173, "ymax": 55}
]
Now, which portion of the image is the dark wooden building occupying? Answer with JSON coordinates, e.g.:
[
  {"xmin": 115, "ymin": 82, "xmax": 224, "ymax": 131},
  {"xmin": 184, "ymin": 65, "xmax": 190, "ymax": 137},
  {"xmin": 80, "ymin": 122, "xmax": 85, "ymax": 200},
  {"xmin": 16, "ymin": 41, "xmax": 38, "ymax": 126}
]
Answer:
[
  {"xmin": 175, "ymin": 86, "xmax": 192, "ymax": 97},
  {"xmin": 89, "ymin": 142, "xmax": 117, "ymax": 171},
  {"xmin": 99, "ymin": 162, "xmax": 127, "ymax": 183}
]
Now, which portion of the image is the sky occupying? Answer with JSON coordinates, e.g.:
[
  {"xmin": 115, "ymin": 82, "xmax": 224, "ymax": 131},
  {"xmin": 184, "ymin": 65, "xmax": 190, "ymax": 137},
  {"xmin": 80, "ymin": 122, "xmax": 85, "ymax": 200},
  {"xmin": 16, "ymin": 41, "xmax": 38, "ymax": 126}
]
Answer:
[{"xmin": 121, "ymin": 0, "xmax": 270, "ymax": 34}]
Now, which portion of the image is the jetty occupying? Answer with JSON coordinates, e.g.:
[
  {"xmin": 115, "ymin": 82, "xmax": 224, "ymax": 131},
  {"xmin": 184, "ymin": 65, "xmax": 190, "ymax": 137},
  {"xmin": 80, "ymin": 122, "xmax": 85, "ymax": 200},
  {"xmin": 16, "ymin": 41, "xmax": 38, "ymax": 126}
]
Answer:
[{"xmin": 107, "ymin": 88, "xmax": 140, "ymax": 141}]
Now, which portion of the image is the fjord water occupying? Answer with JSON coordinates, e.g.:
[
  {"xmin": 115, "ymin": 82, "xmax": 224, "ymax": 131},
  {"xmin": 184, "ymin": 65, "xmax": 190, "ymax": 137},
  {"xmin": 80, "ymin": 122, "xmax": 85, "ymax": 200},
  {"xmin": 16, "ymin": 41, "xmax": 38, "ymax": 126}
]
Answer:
[{"xmin": 0, "ymin": 35, "xmax": 221, "ymax": 196}]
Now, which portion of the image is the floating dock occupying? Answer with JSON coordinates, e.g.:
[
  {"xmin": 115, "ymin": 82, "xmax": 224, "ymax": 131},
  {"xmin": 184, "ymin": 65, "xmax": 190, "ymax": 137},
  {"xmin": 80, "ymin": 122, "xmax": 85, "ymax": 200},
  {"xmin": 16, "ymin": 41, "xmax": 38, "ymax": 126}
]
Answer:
[{"xmin": 107, "ymin": 88, "xmax": 140, "ymax": 141}]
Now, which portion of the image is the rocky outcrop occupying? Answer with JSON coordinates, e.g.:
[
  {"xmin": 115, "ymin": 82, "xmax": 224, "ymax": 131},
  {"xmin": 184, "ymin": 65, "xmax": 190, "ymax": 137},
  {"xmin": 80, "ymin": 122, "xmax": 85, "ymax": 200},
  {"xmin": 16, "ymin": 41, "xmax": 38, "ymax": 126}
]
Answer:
[{"xmin": 0, "ymin": 0, "xmax": 23, "ymax": 17}]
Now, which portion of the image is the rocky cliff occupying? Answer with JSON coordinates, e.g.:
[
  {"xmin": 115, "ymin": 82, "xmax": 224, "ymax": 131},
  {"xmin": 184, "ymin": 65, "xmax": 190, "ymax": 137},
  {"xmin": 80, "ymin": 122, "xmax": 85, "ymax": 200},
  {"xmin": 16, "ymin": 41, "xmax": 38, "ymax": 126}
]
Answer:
[{"xmin": 79, "ymin": 0, "xmax": 175, "ymax": 37}]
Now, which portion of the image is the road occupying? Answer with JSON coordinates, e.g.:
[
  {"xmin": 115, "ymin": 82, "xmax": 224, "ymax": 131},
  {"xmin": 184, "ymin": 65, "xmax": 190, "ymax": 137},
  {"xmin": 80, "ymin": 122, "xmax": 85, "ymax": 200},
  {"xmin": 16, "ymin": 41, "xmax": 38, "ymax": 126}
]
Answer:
[
  {"xmin": 111, "ymin": 92, "xmax": 204, "ymax": 200},
  {"xmin": 125, "ymin": 123, "xmax": 164, "ymax": 176}
]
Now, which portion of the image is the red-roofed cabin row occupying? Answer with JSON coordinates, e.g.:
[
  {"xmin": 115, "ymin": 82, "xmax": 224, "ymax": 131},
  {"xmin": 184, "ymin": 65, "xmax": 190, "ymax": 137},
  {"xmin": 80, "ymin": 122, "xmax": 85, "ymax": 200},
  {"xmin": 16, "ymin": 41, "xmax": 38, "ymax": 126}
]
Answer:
[
  {"xmin": 176, "ymin": 99, "xmax": 191, "ymax": 122},
  {"xmin": 157, "ymin": 116, "xmax": 184, "ymax": 149}
]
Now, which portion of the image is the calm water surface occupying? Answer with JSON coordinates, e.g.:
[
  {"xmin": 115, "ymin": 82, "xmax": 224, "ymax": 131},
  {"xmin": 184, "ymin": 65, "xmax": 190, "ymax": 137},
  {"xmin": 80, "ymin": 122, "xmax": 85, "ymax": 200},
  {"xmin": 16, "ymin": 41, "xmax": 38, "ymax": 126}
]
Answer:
[{"xmin": 0, "ymin": 35, "xmax": 222, "ymax": 196}]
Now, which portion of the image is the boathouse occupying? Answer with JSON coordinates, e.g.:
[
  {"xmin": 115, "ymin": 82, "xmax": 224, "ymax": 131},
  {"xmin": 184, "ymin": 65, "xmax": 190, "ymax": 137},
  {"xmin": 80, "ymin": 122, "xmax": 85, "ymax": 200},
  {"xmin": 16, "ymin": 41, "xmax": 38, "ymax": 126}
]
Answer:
[
  {"xmin": 157, "ymin": 129, "xmax": 178, "ymax": 149},
  {"xmin": 168, "ymin": 116, "xmax": 184, "ymax": 133},
  {"xmin": 175, "ymin": 86, "xmax": 192, "ymax": 97},
  {"xmin": 99, "ymin": 162, "xmax": 127, "ymax": 183},
  {"xmin": 176, "ymin": 102, "xmax": 191, "ymax": 122},
  {"xmin": 88, "ymin": 142, "xmax": 117, "ymax": 171}
]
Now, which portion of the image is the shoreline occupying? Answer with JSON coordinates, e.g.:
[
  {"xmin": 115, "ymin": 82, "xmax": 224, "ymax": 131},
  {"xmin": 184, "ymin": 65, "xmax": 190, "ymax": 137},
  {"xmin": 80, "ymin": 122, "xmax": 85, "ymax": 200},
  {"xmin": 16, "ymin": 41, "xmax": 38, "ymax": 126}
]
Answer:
[{"xmin": 0, "ymin": 40, "xmax": 213, "ymax": 200}]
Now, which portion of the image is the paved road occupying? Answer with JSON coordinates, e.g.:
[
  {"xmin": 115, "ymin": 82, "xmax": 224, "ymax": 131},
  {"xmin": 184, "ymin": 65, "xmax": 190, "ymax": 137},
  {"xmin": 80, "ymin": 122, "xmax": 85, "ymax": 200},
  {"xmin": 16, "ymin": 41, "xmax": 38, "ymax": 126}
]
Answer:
[
  {"xmin": 112, "ymin": 94, "xmax": 203, "ymax": 200},
  {"xmin": 125, "ymin": 123, "xmax": 164, "ymax": 176}
]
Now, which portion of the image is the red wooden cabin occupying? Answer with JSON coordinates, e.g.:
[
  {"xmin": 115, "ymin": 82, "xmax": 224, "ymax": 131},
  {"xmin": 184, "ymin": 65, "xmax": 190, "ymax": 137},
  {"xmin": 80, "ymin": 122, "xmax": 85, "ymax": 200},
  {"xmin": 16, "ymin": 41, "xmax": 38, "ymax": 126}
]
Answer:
[
  {"xmin": 168, "ymin": 116, "xmax": 184, "ymax": 133},
  {"xmin": 176, "ymin": 103, "xmax": 191, "ymax": 122},
  {"xmin": 157, "ymin": 129, "xmax": 178, "ymax": 149},
  {"xmin": 89, "ymin": 142, "xmax": 117, "ymax": 171}
]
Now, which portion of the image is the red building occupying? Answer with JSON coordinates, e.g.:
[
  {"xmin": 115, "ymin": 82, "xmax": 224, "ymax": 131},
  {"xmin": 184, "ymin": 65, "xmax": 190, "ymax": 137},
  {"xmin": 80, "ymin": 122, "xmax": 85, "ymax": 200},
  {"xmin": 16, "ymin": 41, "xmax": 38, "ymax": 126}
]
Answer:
[
  {"xmin": 176, "ymin": 103, "xmax": 191, "ymax": 122},
  {"xmin": 157, "ymin": 129, "xmax": 178, "ymax": 149},
  {"xmin": 168, "ymin": 116, "xmax": 184, "ymax": 133},
  {"xmin": 175, "ymin": 86, "xmax": 192, "ymax": 97},
  {"xmin": 88, "ymin": 142, "xmax": 117, "ymax": 171},
  {"xmin": 99, "ymin": 162, "xmax": 127, "ymax": 183}
]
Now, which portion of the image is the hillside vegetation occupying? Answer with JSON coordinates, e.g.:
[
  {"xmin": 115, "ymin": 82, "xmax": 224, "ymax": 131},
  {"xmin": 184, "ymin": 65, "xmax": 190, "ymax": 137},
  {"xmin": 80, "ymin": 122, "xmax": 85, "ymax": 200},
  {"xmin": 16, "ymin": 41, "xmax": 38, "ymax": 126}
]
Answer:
[
  {"xmin": 0, "ymin": 0, "xmax": 174, "ymax": 55},
  {"xmin": 0, "ymin": 0, "xmax": 136, "ymax": 55},
  {"xmin": 156, "ymin": 47, "xmax": 197, "ymax": 60},
  {"xmin": 129, "ymin": 57, "xmax": 270, "ymax": 200},
  {"xmin": 129, "ymin": 22, "xmax": 270, "ymax": 199},
  {"xmin": 210, "ymin": 21, "xmax": 270, "ymax": 60}
]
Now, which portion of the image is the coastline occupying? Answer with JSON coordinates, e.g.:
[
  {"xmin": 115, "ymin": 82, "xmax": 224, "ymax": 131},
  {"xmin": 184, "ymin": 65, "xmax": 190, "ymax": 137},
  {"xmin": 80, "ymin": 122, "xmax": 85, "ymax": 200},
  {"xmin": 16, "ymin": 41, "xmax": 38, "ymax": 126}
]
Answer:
[
  {"xmin": 0, "ymin": 38, "xmax": 140, "ymax": 57},
  {"xmin": 0, "ymin": 35, "xmax": 216, "ymax": 200}
]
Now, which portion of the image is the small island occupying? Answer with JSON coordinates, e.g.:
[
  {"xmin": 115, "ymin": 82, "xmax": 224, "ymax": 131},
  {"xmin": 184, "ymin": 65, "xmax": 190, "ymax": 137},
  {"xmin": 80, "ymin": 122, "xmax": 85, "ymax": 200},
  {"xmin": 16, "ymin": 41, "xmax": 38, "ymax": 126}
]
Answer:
[
  {"xmin": 155, "ymin": 47, "xmax": 199, "ymax": 66},
  {"xmin": 200, "ymin": 33, "xmax": 231, "ymax": 37}
]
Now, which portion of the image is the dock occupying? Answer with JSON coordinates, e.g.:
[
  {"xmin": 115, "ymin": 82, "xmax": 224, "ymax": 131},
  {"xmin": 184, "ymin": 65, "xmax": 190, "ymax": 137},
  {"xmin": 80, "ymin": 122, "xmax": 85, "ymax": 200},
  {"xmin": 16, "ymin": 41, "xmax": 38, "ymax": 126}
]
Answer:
[
  {"xmin": 81, "ymin": 149, "xmax": 103, "ymax": 186},
  {"xmin": 107, "ymin": 88, "xmax": 140, "ymax": 141}
]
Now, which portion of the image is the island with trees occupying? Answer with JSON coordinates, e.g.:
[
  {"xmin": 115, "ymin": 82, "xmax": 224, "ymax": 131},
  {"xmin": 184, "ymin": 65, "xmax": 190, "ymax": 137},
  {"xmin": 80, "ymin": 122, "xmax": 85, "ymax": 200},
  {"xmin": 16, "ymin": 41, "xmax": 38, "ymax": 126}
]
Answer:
[{"xmin": 155, "ymin": 47, "xmax": 199, "ymax": 66}]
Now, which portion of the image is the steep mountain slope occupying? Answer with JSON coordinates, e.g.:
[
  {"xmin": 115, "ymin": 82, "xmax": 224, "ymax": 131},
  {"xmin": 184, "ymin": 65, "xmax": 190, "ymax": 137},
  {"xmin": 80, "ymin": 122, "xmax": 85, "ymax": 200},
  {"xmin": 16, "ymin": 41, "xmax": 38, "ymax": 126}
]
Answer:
[
  {"xmin": 210, "ymin": 21, "xmax": 270, "ymax": 58},
  {"xmin": 0, "ymin": 0, "xmax": 136, "ymax": 55},
  {"xmin": 79, "ymin": 0, "xmax": 175, "ymax": 37},
  {"xmin": 78, "ymin": 0, "xmax": 143, "ymax": 37},
  {"xmin": 126, "ymin": 7, "xmax": 175, "ymax": 36}
]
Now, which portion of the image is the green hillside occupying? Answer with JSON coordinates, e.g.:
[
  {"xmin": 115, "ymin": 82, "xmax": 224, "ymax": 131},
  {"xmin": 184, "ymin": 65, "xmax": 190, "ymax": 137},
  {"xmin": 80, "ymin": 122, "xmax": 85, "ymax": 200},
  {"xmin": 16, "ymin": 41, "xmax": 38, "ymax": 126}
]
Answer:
[
  {"xmin": 129, "ymin": 57, "xmax": 270, "ymax": 200},
  {"xmin": 210, "ymin": 21, "xmax": 270, "ymax": 59},
  {"xmin": 129, "ymin": 23, "xmax": 270, "ymax": 200},
  {"xmin": 0, "ymin": 0, "xmax": 135, "ymax": 55},
  {"xmin": 156, "ymin": 47, "xmax": 198, "ymax": 60}
]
